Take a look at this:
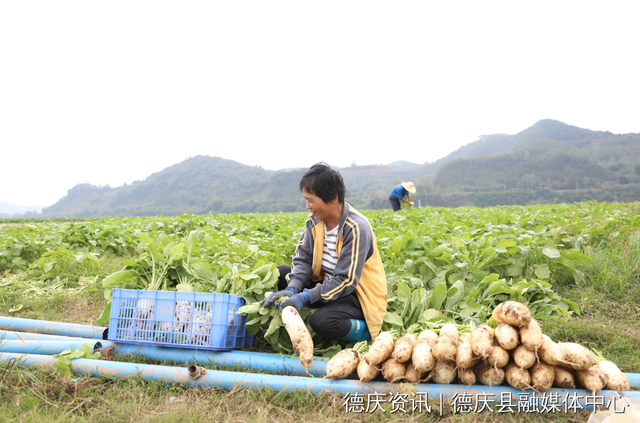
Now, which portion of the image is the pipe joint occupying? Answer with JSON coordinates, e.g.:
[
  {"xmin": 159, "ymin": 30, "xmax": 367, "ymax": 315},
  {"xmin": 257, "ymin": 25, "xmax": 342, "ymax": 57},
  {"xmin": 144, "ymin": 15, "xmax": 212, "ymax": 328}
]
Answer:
[{"xmin": 187, "ymin": 365, "xmax": 207, "ymax": 380}]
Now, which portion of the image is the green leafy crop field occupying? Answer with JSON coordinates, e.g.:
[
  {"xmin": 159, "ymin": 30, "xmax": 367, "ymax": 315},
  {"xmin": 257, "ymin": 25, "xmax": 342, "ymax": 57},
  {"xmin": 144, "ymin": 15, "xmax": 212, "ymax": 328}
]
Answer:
[{"xmin": 1, "ymin": 201, "xmax": 639, "ymax": 422}]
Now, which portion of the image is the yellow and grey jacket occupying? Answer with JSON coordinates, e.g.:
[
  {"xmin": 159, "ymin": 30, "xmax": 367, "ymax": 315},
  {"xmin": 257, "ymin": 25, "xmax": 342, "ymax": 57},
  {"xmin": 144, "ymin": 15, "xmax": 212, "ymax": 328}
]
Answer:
[{"xmin": 286, "ymin": 203, "xmax": 388, "ymax": 339}]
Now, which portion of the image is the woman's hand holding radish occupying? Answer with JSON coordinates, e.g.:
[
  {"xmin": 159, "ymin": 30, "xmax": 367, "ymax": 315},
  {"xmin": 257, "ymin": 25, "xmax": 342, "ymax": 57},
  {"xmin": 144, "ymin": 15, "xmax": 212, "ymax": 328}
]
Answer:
[
  {"xmin": 262, "ymin": 286, "xmax": 300, "ymax": 308},
  {"xmin": 278, "ymin": 289, "xmax": 312, "ymax": 312}
]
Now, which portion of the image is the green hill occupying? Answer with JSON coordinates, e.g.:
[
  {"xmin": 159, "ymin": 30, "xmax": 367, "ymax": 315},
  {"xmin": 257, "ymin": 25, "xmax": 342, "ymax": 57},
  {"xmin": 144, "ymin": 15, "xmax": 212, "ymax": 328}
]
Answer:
[
  {"xmin": 39, "ymin": 119, "xmax": 640, "ymax": 217},
  {"xmin": 41, "ymin": 158, "xmax": 422, "ymax": 217},
  {"xmin": 432, "ymin": 138, "xmax": 617, "ymax": 191},
  {"xmin": 422, "ymin": 119, "xmax": 639, "ymax": 175}
]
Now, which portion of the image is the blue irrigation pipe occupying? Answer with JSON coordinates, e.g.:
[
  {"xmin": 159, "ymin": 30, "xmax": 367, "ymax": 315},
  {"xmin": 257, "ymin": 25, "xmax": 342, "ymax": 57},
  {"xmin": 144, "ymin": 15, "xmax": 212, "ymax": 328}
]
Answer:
[
  {"xmin": 0, "ymin": 317, "xmax": 107, "ymax": 340},
  {"xmin": 112, "ymin": 343, "xmax": 331, "ymax": 378},
  {"xmin": 0, "ymin": 330, "xmax": 101, "ymax": 343},
  {"xmin": 1, "ymin": 352, "xmax": 638, "ymax": 412},
  {"xmin": 0, "ymin": 330, "xmax": 328, "ymax": 376},
  {"xmin": 0, "ymin": 340, "xmax": 105, "ymax": 355},
  {"xmin": 623, "ymin": 373, "xmax": 640, "ymax": 387},
  {"xmin": 3, "ymin": 330, "xmax": 640, "ymax": 386},
  {"xmin": 0, "ymin": 329, "xmax": 331, "ymax": 377}
]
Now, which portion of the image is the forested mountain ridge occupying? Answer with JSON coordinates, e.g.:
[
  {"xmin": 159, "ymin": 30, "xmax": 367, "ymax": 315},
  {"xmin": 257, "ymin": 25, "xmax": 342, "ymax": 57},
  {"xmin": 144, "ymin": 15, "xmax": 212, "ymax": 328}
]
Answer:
[
  {"xmin": 430, "ymin": 119, "xmax": 639, "ymax": 189},
  {"xmin": 421, "ymin": 119, "xmax": 634, "ymax": 175},
  {"xmin": 40, "ymin": 158, "xmax": 423, "ymax": 216},
  {"xmin": 433, "ymin": 139, "xmax": 616, "ymax": 191},
  {"xmin": 37, "ymin": 119, "xmax": 640, "ymax": 217}
]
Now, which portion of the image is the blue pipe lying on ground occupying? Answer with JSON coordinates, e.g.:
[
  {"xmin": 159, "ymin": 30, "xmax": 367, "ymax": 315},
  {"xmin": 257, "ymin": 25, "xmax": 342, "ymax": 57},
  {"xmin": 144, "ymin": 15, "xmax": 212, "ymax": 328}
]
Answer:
[
  {"xmin": 0, "ymin": 328, "xmax": 331, "ymax": 378},
  {"xmin": 1, "ymin": 352, "xmax": 638, "ymax": 412},
  {"xmin": 0, "ymin": 339, "xmax": 106, "ymax": 355},
  {"xmin": 111, "ymin": 343, "xmax": 331, "ymax": 378},
  {"xmin": 0, "ymin": 316, "xmax": 107, "ymax": 340},
  {"xmin": 0, "ymin": 330, "xmax": 102, "ymax": 343}
]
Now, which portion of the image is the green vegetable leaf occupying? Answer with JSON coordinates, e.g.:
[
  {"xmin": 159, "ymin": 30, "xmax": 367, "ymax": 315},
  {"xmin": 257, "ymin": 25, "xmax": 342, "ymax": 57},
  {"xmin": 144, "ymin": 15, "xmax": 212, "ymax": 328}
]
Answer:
[
  {"xmin": 429, "ymin": 283, "xmax": 447, "ymax": 310},
  {"xmin": 534, "ymin": 264, "xmax": 551, "ymax": 279},
  {"xmin": 53, "ymin": 343, "xmax": 101, "ymax": 378},
  {"xmin": 383, "ymin": 311, "xmax": 404, "ymax": 327},
  {"xmin": 102, "ymin": 269, "xmax": 140, "ymax": 288}
]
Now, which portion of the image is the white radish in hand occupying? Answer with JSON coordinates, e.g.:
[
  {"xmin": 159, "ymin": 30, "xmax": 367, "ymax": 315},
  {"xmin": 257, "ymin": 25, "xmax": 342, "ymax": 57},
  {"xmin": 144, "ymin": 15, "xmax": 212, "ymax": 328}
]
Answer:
[{"xmin": 281, "ymin": 306, "xmax": 314, "ymax": 376}]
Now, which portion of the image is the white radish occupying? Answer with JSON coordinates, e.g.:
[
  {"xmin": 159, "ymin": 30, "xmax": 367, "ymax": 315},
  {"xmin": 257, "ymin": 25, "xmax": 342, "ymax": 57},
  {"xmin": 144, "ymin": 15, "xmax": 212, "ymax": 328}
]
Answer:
[
  {"xmin": 455, "ymin": 341, "xmax": 479, "ymax": 369},
  {"xmin": 553, "ymin": 366, "xmax": 576, "ymax": 389},
  {"xmin": 495, "ymin": 323, "xmax": 519, "ymax": 350},
  {"xmin": 470, "ymin": 325, "xmax": 494, "ymax": 358},
  {"xmin": 135, "ymin": 298, "xmax": 155, "ymax": 333},
  {"xmin": 392, "ymin": 334, "xmax": 416, "ymax": 363},
  {"xmin": 325, "ymin": 349, "xmax": 360, "ymax": 380},
  {"xmin": 505, "ymin": 362, "xmax": 531, "ymax": 390},
  {"xmin": 530, "ymin": 362, "xmax": 555, "ymax": 391},
  {"xmin": 357, "ymin": 357, "xmax": 380, "ymax": 382},
  {"xmin": 487, "ymin": 344, "xmax": 510, "ymax": 369},
  {"xmin": 519, "ymin": 318, "xmax": 543, "ymax": 352},
  {"xmin": 404, "ymin": 361, "xmax": 427, "ymax": 384},
  {"xmin": 558, "ymin": 342, "xmax": 596, "ymax": 371},
  {"xmin": 492, "ymin": 301, "xmax": 532, "ymax": 327},
  {"xmin": 381, "ymin": 358, "xmax": 406, "ymax": 383},
  {"xmin": 173, "ymin": 300, "xmax": 193, "ymax": 332},
  {"xmin": 281, "ymin": 306, "xmax": 314, "ymax": 376},
  {"xmin": 431, "ymin": 359, "xmax": 457, "ymax": 384},
  {"xmin": 576, "ymin": 364, "xmax": 607, "ymax": 393},
  {"xmin": 432, "ymin": 324, "xmax": 459, "ymax": 361},
  {"xmin": 475, "ymin": 360, "xmax": 505, "ymax": 387},
  {"xmin": 412, "ymin": 339, "xmax": 436, "ymax": 373},
  {"xmin": 599, "ymin": 360, "xmax": 631, "ymax": 393},
  {"xmin": 538, "ymin": 335, "xmax": 563, "ymax": 366},
  {"xmin": 457, "ymin": 367, "xmax": 476, "ymax": 385},
  {"xmin": 364, "ymin": 331, "xmax": 394, "ymax": 367},
  {"xmin": 192, "ymin": 312, "xmax": 212, "ymax": 345},
  {"xmin": 416, "ymin": 329, "xmax": 438, "ymax": 347},
  {"xmin": 512, "ymin": 345, "xmax": 536, "ymax": 369}
]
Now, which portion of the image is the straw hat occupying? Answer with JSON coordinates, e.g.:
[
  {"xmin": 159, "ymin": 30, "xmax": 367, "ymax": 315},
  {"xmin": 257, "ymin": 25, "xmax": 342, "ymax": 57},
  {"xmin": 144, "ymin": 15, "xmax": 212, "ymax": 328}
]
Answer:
[{"xmin": 401, "ymin": 182, "xmax": 416, "ymax": 193}]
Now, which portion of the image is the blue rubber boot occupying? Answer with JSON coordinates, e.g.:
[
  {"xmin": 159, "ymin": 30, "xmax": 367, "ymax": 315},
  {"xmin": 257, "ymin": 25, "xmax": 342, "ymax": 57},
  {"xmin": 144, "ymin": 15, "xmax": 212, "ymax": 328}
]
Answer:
[{"xmin": 340, "ymin": 319, "xmax": 371, "ymax": 342}]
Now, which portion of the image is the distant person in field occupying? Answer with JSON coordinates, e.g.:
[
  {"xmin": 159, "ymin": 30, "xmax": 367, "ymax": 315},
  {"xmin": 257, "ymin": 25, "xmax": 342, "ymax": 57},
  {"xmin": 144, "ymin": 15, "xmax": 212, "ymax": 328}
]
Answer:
[
  {"xmin": 261, "ymin": 162, "xmax": 387, "ymax": 343},
  {"xmin": 388, "ymin": 182, "xmax": 416, "ymax": 211}
]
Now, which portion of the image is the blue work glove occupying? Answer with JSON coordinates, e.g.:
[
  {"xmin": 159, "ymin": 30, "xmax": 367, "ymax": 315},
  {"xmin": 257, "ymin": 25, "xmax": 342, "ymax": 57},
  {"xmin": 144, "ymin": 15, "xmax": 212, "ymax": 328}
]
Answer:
[
  {"xmin": 262, "ymin": 286, "xmax": 300, "ymax": 308},
  {"xmin": 278, "ymin": 289, "xmax": 313, "ymax": 313}
]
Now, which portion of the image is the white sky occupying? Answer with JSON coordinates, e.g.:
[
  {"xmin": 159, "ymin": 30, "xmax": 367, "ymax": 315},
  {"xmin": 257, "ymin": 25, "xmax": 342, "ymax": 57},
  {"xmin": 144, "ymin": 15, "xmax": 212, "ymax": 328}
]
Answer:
[{"xmin": 1, "ymin": 1, "xmax": 639, "ymax": 207}]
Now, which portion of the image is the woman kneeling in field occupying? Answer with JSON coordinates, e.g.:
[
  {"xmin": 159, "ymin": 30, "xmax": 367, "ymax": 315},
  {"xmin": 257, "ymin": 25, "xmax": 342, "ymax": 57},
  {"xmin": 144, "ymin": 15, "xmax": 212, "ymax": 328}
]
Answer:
[{"xmin": 262, "ymin": 162, "xmax": 387, "ymax": 342}]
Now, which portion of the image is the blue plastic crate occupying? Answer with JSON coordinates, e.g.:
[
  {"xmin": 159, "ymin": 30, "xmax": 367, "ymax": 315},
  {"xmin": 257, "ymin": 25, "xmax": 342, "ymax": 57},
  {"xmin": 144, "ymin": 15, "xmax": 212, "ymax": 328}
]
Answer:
[{"xmin": 108, "ymin": 289, "xmax": 253, "ymax": 351}]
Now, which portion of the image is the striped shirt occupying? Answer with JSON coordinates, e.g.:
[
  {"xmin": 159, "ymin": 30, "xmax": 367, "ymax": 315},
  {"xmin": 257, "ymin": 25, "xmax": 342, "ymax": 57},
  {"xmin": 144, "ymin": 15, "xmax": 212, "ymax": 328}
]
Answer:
[{"xmin": 322, "ymin": 222, "xmax": 339, "ymax": 280}]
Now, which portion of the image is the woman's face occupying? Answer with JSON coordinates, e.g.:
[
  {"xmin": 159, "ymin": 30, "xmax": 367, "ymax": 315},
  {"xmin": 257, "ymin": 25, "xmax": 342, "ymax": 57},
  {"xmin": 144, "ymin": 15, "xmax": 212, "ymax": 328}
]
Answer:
[{"xmin": 302, "ymin": 189, "xmax": 336, "ymax": 221}]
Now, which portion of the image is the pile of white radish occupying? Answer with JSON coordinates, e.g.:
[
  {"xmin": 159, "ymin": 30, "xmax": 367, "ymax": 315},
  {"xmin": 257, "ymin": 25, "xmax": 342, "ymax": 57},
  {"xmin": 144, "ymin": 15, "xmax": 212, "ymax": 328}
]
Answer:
[{"xmin": 322, "ymin": 300, "xmax": 631, "ymax": 394}]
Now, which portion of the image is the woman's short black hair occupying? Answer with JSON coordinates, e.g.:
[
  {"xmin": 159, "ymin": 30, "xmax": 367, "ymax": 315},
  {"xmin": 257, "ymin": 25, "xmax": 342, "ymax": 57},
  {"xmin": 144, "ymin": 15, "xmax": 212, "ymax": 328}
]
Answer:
[{"xmin": 299, "ymin": 162, "xmax": 346, "ymax": 204}]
